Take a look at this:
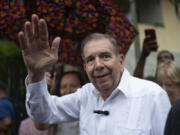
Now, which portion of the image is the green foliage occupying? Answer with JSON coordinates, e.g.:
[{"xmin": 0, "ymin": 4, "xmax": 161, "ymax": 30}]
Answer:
[
  {"xmin": 0, "ymin": 40, "xmax": 21, "ymax": 56},
  {"xmin": 0, "ymin": 39, "xmax": 27, "ymax": 100},
  {"xmin": 0, "ymin": 56, "xmax": 27, "ymax": 100}
]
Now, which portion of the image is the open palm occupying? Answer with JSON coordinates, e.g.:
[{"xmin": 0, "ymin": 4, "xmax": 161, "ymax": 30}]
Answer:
[{"xmin": 18, "ymin": 14, "xmax": 60, "ymax": 82}]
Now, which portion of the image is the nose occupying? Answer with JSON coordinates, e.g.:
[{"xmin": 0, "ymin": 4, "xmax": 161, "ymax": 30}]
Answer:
[{"xmin": 94, "ymin": 57, "xmax": 104, "ymax": 71}]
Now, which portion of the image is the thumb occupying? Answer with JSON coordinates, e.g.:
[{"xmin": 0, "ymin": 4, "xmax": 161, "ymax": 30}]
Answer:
[
  {"xmin": 51, "ymin": 37, "xmax": 61, "ymax": 54},
  {"xmin": 53, "ymin": 72, "xmax": 57, "ymax": 81}
]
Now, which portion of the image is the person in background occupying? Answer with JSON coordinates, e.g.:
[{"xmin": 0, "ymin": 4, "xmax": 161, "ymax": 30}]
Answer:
[
  {"xmin": 52, "ymin": 71, "xmax": 84, "ymax": 135},
  {"xmin": 160, "ymin": 61, "xmax": 180, "ymax": 135},
  {"xmin": 133, "ymin": 34, "xmax": 174, "ymax": 80},
  {"xmin": 55, "ymin": 71, "xmax": 84, "ymax": 96},
  {"xmin": 157, "ymin": 50, "xmax": 174, "ymax": 65},
  {"xmin": 45, "ymin": 71, "xmax": 56, "ymax": 94},
  {"xmin": 0, "ymin": 81, "xmax": 16, "ymax": 135},
  {"xmin": 155, "ymin": 60, "xmax": 180, "ymax": 104},
  {"xmin": 18, "ymin": 118, "xmax": 48, "ymax": 135},
  {"xmin": 19, "ymin": 14, "xmax": 171, "ymax": 135},
  {"xmin": 164, "ymin": 99, "xmax": 180, "ymax": 135}
]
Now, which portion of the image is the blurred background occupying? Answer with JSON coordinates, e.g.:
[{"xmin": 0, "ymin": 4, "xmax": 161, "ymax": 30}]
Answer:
[
  {"xmin": 125, "ymin": 0, "xmax": 180, "ymax": 78},
  {"xmin": 0, "ymin": 0, "xmax": 180, "ymax": 103}
]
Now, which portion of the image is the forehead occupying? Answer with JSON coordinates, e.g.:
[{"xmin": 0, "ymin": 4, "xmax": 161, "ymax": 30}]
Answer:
[
  {"xmin": 157, "ymin": 76, "xmax": 173, "ymax": 84},
  {"xmin": 83, "ymin": 38, "xmax": 115, "ymax": 58},
  {"xmin": 158, "ymin": 52, "xmax": 171, "ymax": 58},
  {"xmin": 61, "ymin": 74, "xmax": 79, "ymax": 83}
]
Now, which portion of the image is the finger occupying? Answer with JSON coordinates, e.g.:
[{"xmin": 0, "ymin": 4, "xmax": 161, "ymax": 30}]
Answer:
[
  {"xmin": 53, "ymin": 72, "xmax": 57, "ymax": 79},
  {"xmin": 147, "ymin": 40, "xmax": 157, "ymax": 45},
  {"xmin": 143, "ymin": 38, "xmax": 157, "ymax": 47},
  {"xmin": 18, "ymin": 32, "xmax": 27, "ymax": 50},
  {"xmin": 45, "ymin": 72, "xmax": 51, "ymax": 77},
  {"xmin": 52, "ymin": 72, "xmax": 57, "ymax": 81},
  {"xmin": 24, "ymin": 21, "xmax": 33, "ymax": 43},
  {"xmin": 32, "ymin": 14, "xmax": 39, "ymax": 39},
  {"xmin": 51, "ymin": 37, "xmax": 61, "ymax": 55},
  {"xmin": 145, "ymin": 36, "xmax": 157, "ymax": 42},
  {"xmin": 39, "ymin": 19, "xmax": 48, "ymax": 42},
  {"xmin": 145, "ymin": 44, "xmax": 158, "ymax": 52}
]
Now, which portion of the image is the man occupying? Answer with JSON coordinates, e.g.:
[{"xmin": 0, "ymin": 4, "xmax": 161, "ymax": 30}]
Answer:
[
  {"xmin": 0, "ymin": 81, "xmax": 16, "ymax": 135},
  {"xmin": 18, "ymin": 14, "xmax": 171, "ymax": 135},
  {"xmin": 157, "ymin": 50, "xmax": 174, "ymax": 64}
]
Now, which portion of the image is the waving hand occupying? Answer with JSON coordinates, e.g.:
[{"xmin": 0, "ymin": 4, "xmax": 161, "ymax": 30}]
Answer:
[{"xmin": 18, "ymin": 14, "xmax": 61, "ymax": 83}]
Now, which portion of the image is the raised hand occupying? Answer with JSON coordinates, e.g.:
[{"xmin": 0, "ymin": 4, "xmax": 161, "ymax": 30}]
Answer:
[
  {"xmin": 142, "ymin": 36, "xmax": 158, "ymax": 58},
  {"xmin": 45, "ymin": 71, "xmax": 56, "ymax": 94},
  {"xmin": 133, "ymin": 36, "xmax": 158, "ymax": 78},
  {"xmin": 18, "ymin": 14, "xmax": 61, "ymax": 83}
]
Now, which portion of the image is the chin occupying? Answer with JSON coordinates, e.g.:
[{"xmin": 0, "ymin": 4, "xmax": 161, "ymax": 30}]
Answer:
[{"xmin": 97, "ymin": 83, "xmax": 113, "ymax": 91}]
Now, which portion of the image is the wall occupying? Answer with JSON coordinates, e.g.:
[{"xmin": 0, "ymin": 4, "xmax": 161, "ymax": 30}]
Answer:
[{"xmin": 125, "ymin": 0, "xmax": 180, "ymax": 77}]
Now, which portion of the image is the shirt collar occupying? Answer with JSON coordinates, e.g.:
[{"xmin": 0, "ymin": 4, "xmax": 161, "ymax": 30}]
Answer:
[
  {"xmin": 117, "ymin": 68, "xmax": 131, "ymax": 97},
  {"xmin": 92, "ymin": 68, "xmax": 131, "ymax": 97}
]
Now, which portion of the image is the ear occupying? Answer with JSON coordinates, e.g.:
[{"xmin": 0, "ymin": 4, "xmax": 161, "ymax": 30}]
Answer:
[
  {"xmin": 83, "ymin": 63, "xmax": 87, "ymax": 71},
  {"xmin": 119, "ymin": 54, "xmax": 125, "ymax": 65}
]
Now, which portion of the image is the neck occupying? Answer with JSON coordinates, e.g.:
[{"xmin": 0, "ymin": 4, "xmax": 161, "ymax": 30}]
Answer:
[
  {"xmin": 101, "ymin": 87, "xmax": 116, "ymax": 101},
  {"xmin": 102, "ymin": 93, "xmax": 111, "ymax": 101}
]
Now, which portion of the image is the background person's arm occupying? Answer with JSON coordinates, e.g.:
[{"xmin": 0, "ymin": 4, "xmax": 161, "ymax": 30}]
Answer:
[{"xmin": 134, "ymin": 36, "xmax": 158, "ymax": 78}]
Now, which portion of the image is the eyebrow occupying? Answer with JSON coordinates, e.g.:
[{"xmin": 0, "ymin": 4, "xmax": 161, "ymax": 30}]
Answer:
[
  {"xmin": 85, "ymin": 51, "xmax": 112, "ymax": 58},
  {"xmin": 100, "ymin": 52, "xmax": 112, "ymax": 56}
]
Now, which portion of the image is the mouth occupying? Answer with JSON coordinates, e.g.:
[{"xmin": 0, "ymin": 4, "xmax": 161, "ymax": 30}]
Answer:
[{"xmin": 94, "ymin": 73, "xmax": 110, "ymax": 79}]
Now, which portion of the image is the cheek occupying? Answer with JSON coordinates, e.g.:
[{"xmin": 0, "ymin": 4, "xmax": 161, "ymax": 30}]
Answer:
[
  {"xmin": 85, "ymin": 67, "xmax": 93, "ymax": 78},
  {"xmin": 60, "ymin": 89, "xmax": 66, "ymax": 95}
]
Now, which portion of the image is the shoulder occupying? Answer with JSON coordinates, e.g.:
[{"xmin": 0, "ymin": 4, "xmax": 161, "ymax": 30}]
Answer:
[
  {"xmin": 77, "ymin": 83, "xmax": 95, "ymax": 95},
  {"xmin": 19, "ymin": 118, "xmax": 31, "ymax": 129},
  {"xmin": 128, "ymin": 75, "xmax": 167, "ymax": 97},
  {"xmin": 0, "ymin": 97, "xmax": 13, "ymax": 105},
  {"xmin": 75, "ymin": 83, "xmax": 96, "ymax": 105}
]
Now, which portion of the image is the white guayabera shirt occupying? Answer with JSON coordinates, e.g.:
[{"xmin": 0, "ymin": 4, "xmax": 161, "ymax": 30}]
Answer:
[{"xmin": 25, "ymin": 68, "xmax": 171, "ymax": 135}]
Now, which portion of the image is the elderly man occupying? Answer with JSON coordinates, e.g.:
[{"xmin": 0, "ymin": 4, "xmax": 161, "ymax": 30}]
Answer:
[{"xmin": 18, "ymin": 14, "xmax": 171, "ymax": 135}]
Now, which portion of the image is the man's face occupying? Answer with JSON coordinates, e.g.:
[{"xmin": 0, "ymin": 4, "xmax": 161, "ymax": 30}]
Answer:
[
  {"xmin": 83, "ymin": 38, "xmax": 124, "ymax": 97},
  {"xmin": 157, "ymin": 52, "xmax": 173, "ymax": 64}
]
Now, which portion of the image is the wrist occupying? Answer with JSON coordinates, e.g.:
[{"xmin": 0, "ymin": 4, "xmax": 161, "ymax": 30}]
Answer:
[{"xmin": 28, "ymin": 71, "xmax": 44, "ymax": 84}]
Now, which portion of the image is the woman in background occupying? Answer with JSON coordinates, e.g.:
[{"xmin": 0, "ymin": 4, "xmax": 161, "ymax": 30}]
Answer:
[
  {"xmin": 155, "ymin": 60, "xmax": 180, "ymax": 104},
  {"xmin": 155, "ymin": 60, "xmax": 180, "ymax": 135}
]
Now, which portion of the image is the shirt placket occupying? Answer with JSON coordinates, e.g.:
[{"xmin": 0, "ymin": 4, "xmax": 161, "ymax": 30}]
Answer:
[{"xmin": 95, "ymin": 95, "xmax": 111, "ymax": 135}]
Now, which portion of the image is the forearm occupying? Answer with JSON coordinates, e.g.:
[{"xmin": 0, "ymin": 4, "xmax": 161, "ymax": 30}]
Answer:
[
  {"xmin": 25, "ymin": 76, "xmax": 52, "ymax": 123},
  {"xmin": 133, "ymin": 54, "xmax": 147, "ymax": 78},
  {"xmin": 25, "ymin": 76, "xmax": 80, "ymax": 124}
]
